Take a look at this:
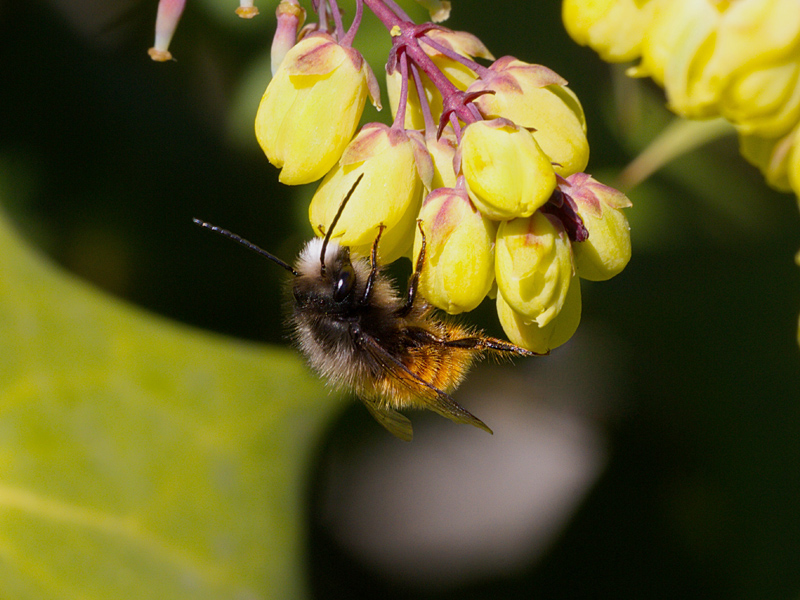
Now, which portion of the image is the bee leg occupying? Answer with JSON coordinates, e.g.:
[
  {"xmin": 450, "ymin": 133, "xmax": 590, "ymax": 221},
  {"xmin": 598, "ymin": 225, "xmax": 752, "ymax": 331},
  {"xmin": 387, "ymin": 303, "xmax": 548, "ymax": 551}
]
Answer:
[
  {"xmin": 397, "ymin": 220, "xmax": 426, "ymax": 317},
  {"xmin": 361, "ymin": 224, "xmax": 386, "ymax": 303},
  {"xmin": 443, "ymin": 336, "xmax": 547, "ymax": 357}
]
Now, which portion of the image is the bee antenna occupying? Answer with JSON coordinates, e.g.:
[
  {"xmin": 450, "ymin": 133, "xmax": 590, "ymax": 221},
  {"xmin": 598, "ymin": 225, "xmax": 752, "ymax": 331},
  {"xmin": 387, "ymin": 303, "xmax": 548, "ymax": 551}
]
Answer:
[
  {"xmin": 193, "ymin": 218, "xmax": 299, "ymax": 277},
  {"xmin": 320, "ymin": 173, "xmax": 364, "ymax": 276}
]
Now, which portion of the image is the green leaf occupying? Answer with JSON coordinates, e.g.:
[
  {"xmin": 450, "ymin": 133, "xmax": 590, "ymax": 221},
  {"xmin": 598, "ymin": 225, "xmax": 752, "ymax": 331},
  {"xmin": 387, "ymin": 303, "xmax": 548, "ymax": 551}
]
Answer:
[{"xmin": 0, "ymin": 205, "xmax": 343, "ymax": 599}]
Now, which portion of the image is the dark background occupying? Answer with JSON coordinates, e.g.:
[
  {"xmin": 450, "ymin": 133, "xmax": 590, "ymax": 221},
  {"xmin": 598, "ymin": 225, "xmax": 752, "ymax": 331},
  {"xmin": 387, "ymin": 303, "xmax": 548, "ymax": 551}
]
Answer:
[{"xmin": 2, "ymin": 1, "xmax": 799, "ymax": 598}]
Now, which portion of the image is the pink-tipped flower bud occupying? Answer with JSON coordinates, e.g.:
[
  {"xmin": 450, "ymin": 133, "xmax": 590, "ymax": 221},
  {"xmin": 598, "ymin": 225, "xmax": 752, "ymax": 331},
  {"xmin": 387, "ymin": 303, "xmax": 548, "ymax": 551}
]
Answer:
[
  {"xmin": 255, "ymin": 33, "xmax": 380, "ymax": 185},
  {"xmin": 471, "ymin": 57, "xmax": 589, "ymax": 177},
  {"xmin": 460, "ymin": 119, "xmax": 557, "ymax": 220},
  {"xmin": 413, "ymin": 185, "xmax": 497, "ymax": 313},
  {"xmin": 564, "ymin": 173, "xmax": 632, "ymax": 281},
  {"xmin": 495, "ymin": 211, "xmax": 574, "ymax": 327},
  {"xmin": 309, "ymin": 124, "xmax": 432, "ymax": 263}
]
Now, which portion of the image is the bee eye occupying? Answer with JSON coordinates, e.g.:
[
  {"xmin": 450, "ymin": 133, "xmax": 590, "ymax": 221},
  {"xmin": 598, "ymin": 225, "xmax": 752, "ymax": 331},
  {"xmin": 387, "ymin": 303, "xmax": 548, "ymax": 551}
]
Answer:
[{"xmin": 333, "ymin": 264, "xmax": 356, "ymax": 302}]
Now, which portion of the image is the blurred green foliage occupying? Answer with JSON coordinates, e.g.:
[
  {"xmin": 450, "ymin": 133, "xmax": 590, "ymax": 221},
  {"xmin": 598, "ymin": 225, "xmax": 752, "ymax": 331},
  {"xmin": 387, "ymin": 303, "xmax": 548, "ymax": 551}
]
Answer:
[{"xmin": 0, "ymin": 198, "xmax": 344, "ymax": 598}]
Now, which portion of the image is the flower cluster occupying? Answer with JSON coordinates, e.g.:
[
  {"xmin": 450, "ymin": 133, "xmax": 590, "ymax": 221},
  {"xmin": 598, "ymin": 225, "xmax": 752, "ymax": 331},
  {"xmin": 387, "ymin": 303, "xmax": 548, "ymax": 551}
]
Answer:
[
  {"xmin": 563, "ymin": 0, "xmax": 800, "ymax": 202},
  {"xmin": 564, "ymin": 0, "xmax": 800, "ymax": 343},
  {"xmin": 261, "ymin": 0, "xmax": 633, "ymax": 353},
  {"xmin": 152, "ymin": 0, "xmax": 632, "ymax": 353}
]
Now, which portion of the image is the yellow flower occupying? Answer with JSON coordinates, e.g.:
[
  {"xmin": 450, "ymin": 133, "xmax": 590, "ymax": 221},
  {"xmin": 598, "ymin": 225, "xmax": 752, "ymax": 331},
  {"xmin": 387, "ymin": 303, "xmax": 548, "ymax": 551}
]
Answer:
[
  {"xmin": 564, "ymin": 173, "xmax": 632, "ymax": 281},
  {"xmin": 386, "ymin": 29, "xmax": 493, "ymax": 130},
  {"xmin": 739, "ymin": 127, "xmax": 797, "ymax": 193},
  {"xmin": 632, "ymin": 0, "xmax": 723, "ymax": 118},
  {"xmin": 497, "ymin": 274, "xmax": 582, "ymax": 354},
  {"xmin": 426, "ymin": 130, "xmax": 458, "ymax": 190},
  {"xmin": 709, "ymin": 0, "xmax": 800, "ymax": 138},
  {"xmin": 415, "ymin": 0, "xmax": 452, "ymax": 23},
  {"xmin": 562, "ymin": 0, "xmax": 657, "ymax": 63},
  {"xmin": 308, "ymin": 124, "xmax": 432, "ymax": 263},
  {"xmin": 470, "ymin": 57, "xmax": 589, "ymax": 177},
  {"xmin": 495, "ymin": 211, "xmax": 573, "ymax": 327},
  {"xmin": 412, "ymin": 186, "xmax": 496, "ymax": 314},
  {"xmin": 255, "ymin": 33, "xmax": 379, "ymax": 185},
  {"xmin": 460, "ymin": 119, "xmax": 556, "ymax": 221},
  {"xmin": 787, "ymin": 129, "xmax": 800, "ymax": 209}
]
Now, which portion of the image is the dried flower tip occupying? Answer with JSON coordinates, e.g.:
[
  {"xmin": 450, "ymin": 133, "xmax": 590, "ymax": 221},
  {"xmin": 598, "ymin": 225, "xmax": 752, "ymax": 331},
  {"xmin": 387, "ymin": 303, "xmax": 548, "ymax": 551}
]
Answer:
[
  {"xmin": 149, "ymin": 0, "xmax": 185, "ymax": 62},
  {"xmin": 271, "ymin": 0, "xmax": 306, "ymax": 75},
  {"xmin": 415, "ymin": 0, "xmax": 452, "ymax": 23},
  {"xmin": 235, "ymin": 1, "xmax": 259, "ymax": 19}
]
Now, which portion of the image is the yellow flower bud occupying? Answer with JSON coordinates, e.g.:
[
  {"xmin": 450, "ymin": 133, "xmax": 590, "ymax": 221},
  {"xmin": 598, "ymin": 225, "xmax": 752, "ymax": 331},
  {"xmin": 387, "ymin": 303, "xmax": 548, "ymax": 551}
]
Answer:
[
  {"xmin": 708, "ymin": 0, "xmax": 800, "ymax": 138},
  {"xmin": 471, "ymin": 57, "xmax": 589, "ymax": 177},
  {"xmin": 632, "ymin": 0, "xmax": 722, "ymax": 117},
  {"xmin": 412, "ymin": 187, "xmax": 496, "ymax": 314},
  {"xmin": 416, "ymin": 0, "xmax": 451, "ymax": 23},
  {"xmin": 564, "ymin": 173, "xmax": 632, "ymax": 282},
  {"xmin": 495, "ymin": 211, "xmax": 573, "ymax": 327},
  {"xmin": 786, "ymin": 129, "xmax": 800, "ymax": 208},
  {"xmin": 739, "ymin": 128, "xmax": 797, "ymax": 193},
  {"xmin": 255, "ymin": 33, "xmax": 379, "ymax": 185},
  {"xmin": 497, "ymin": 274, "xmax": 582, "ymax": 354},
  {"xmin": 426, "ymin": 131, "xmax": 458, "ymax": 190},
  {"xmin": 387, "ymin": 29, "xmax": 492, "ymax": 129},
  {"xmin": 562, "ymin": 0, "xmax": 657, "ymax": 63},
  {"xmin": 461, "ymin": 119, "xmax": 557, "ymax": 221},
  {"xmin": 309, "ymin": 124, "xmax": 431, "ymax": 263}
]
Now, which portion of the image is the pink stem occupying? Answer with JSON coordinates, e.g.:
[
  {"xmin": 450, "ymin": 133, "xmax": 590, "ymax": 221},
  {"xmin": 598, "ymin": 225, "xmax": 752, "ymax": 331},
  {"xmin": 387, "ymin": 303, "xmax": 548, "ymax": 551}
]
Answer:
[
  {"xmin": 340, "ymin": 0, "xmax": 363, "ymax": 47},
  {"xmin": 420, "ymin": 36, "xmax": 490, "ymax": 78},
  {"xmin": 326, "ymin": 0, "xmax": 346, "ymax": 40},
  {"xmin": 393, "ymin": 52, "xmax": 410, "ymax": 130},
  {"xmin": 410, "ymin": 63, "xmax": 436, "ymax": 137}
]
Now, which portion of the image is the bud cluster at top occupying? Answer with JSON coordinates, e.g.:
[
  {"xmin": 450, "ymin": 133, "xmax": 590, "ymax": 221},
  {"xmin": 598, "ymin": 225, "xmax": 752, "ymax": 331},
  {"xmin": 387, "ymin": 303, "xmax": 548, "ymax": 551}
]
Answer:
[
  {"xmin": 563, "ymin": 0, "xmax": 800, "ymax": 205},
  {"xmin": 151, "ymin": 0, "xmax": 632, "ymax": 353},
  {"xmin": 563, "ymin": 0, "xmax": 800, "ymax": 344}
]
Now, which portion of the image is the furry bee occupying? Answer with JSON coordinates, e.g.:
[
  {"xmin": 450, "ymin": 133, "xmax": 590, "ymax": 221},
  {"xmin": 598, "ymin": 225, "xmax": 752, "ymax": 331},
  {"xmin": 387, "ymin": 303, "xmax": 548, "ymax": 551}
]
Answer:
[{"xmin": 194, "ymin": 175, "xmax": 540, "ymax": 440}]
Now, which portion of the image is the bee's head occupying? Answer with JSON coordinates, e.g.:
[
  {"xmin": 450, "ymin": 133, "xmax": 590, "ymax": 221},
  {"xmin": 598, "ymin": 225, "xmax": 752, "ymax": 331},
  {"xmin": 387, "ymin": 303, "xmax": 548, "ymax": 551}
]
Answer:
[
  {"xmin": 293, "ymin": 237, "xmax": 363, "ymax": 311},
  {"xmin": 292, "ymin": 173, "xmax": 368, "ymax": 312}
]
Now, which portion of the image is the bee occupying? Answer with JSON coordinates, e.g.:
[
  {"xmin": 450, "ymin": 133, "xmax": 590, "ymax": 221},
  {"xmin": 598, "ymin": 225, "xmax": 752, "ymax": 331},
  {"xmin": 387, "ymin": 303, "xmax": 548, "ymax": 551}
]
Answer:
[{"xmin": 194, "ymin": 175, "xmax": 540, "ymax": 440}]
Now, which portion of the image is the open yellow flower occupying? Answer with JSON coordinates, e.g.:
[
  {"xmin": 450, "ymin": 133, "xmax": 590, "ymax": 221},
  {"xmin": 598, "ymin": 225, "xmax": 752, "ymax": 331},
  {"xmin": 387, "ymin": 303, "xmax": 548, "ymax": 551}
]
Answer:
[{"xmin": 710, "ymin": 0, "xmax": 800, "ymax": 138}]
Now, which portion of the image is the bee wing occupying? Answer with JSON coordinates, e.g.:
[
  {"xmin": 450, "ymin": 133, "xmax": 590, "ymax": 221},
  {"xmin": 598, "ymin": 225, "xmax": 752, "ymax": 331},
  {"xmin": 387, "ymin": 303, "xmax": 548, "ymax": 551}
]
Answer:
[
  {"xmin": 362, "ymin": 400, "xmax": 414, "ymax": 442},
  {"xmin": 357, "ymin": 332, "xmax": 493, "ymax": 436},
  {"xmin": 420, "ymin": 386, "xmax": 494, "ymax": 436}
]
